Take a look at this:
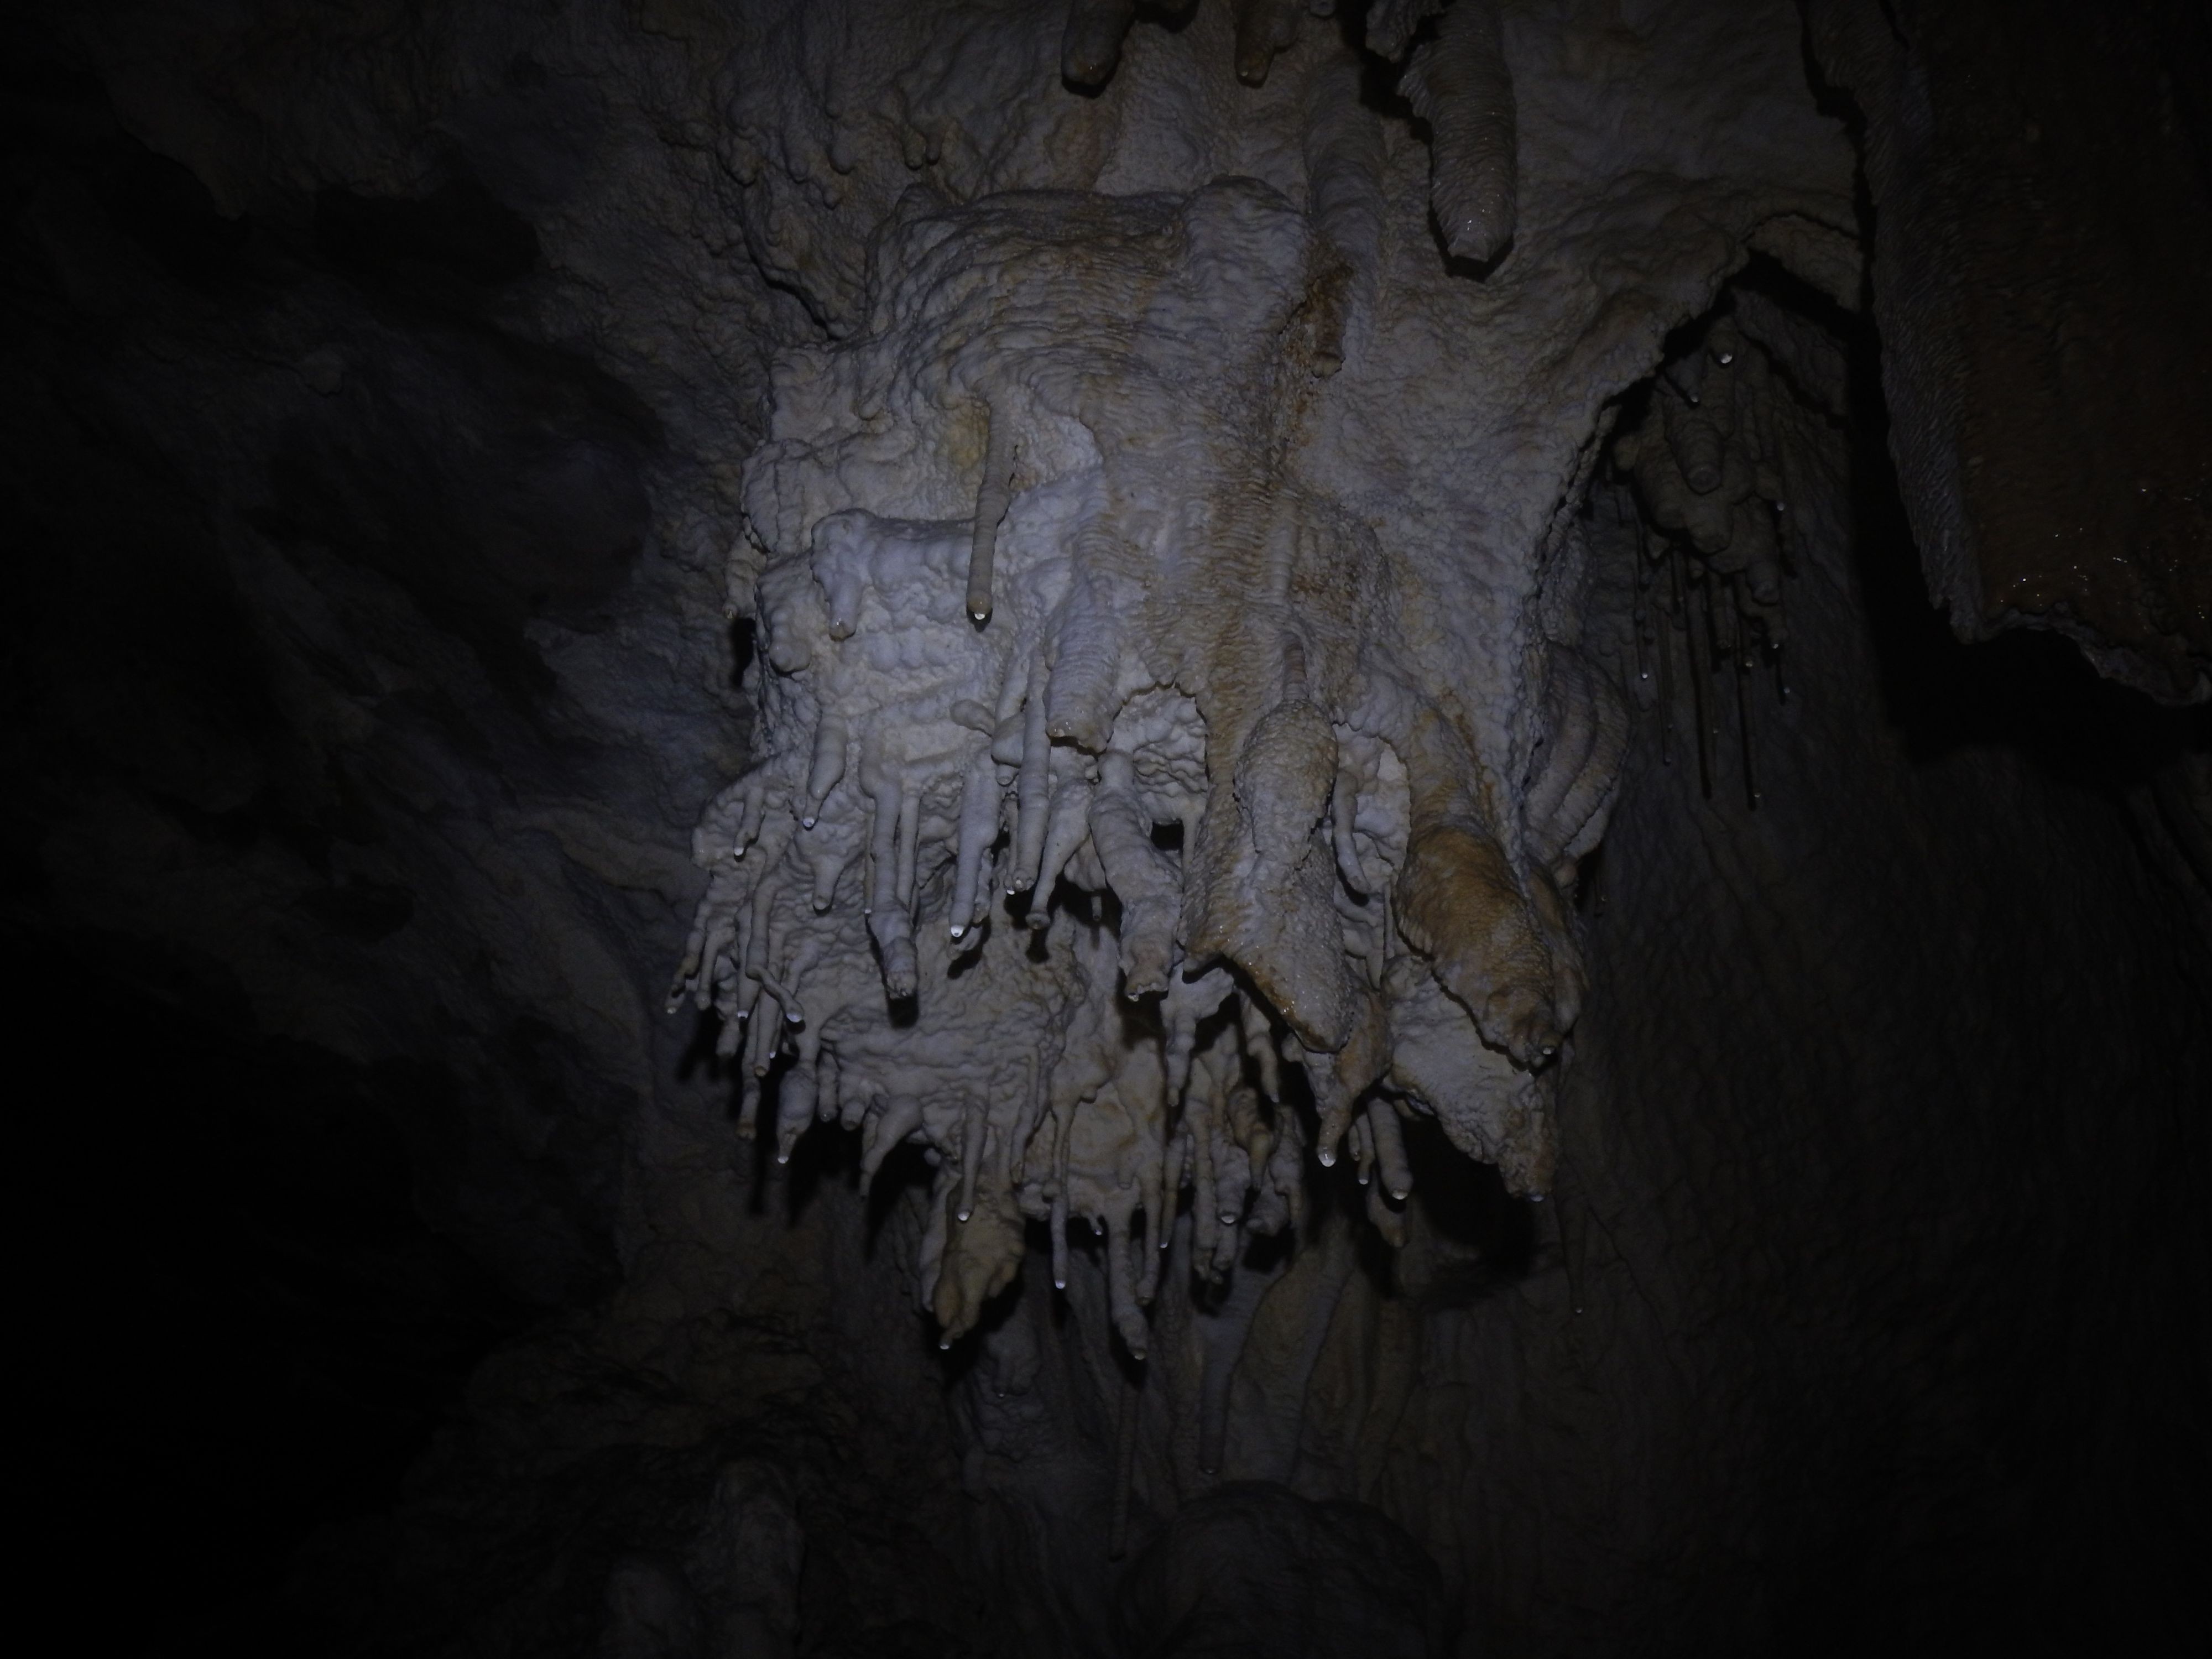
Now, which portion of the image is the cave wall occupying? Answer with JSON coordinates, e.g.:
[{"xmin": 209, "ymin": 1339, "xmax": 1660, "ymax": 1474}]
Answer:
[
  {"xmin": 1806, "ymin": 0, "xmax": 2212, "ymax": 701},
  {"xmin": 5, "ymin": 4, "xmax": 2207, "ymax": 1656},
  {"xmin": 1472, "ymin": 374, "xmax": 2212, "ymax": 1650}
]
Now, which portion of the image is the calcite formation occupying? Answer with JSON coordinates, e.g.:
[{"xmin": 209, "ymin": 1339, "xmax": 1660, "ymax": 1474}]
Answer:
[
  {"xmin": 1617, "ymin": 299, "xmax": 1835, "ymax": 801},
  {"xmin": 672, "ymin": 174, "xmax": 1605, "ymax": 1353},
  {"xmin": 670, "ymin": 0, "xmax": 1856, "ymax": 1356},
  {"xmin": 1070, "ymin": 1, "xmax": 1518, "ymax": 264}
]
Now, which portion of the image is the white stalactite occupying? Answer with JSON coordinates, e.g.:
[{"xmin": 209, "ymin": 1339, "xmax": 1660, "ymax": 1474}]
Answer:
[{"xmin": 675, "ymin": 179, "xmax": 1593, "ymax": 1350}]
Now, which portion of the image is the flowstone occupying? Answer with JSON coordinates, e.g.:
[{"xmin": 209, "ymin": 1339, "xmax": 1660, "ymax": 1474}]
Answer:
[
  {"xmin": 674, "ymin": 178, "xmax": 1573, "ymax": 1352},
  {"xmin": 672, "ymin": 0, "xmax": 1856, "ymax": 1359}
]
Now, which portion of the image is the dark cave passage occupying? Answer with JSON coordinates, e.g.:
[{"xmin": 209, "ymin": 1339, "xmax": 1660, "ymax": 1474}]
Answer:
[{"xmin": 14, "ymin": 936, "xmax": 528, "ymax": 1651}]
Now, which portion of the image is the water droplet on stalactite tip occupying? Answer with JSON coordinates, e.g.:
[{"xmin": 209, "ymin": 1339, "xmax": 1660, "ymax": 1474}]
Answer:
[
  {"xmin": 970, "ymin": 608, "xmax": 990, "ymax": 624},
  {"xmin": 1317, "ymin": 1148, "xmax": 1336, "ymax": 1167},
  {"xmin": 940, "ymin": 1338, "xmax": 952, "ymax": 1350},
  {"xmin": 957, "ymin": 1207, "xmax": 973, "ymax": 1223},
  {"xmin": 1529, "ymin": 1193, "xmax": 1546, "ymax": 1203},
  {"xmin": 801, "ymin": 815, "xmax": 816, "ymax": 829},
  {"xmin": 1054, "ymin": 1277, "xmax": 1066, "ymax": 1291},
  {"xmin": 776, "ymin": 1151, "xmax": 791, "ymax": 1165},
  {"xmin": 1219, "ymin": 1212, "xmax": 1239, "ymax": 1226},
  {"xmin": 950, "ymin": 924, "xmax": 966, "ymax": 939},
  {"xmin": 1390, "ymin": 1188, "xmax": 1408, "ymax": 1202}
]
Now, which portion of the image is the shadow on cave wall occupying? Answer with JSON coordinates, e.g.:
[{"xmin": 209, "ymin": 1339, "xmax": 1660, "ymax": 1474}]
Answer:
[
  {"xmin": 2, "ymin": 32, "xmax": 660, "ymax": 1653},
  {"xmin": 1542, "ymin": 254, "xmax": 2211, "ymax": 1656},
  {"xmin": 11, "ymin": 928, "xmax": 533, "ymax": 1652}
]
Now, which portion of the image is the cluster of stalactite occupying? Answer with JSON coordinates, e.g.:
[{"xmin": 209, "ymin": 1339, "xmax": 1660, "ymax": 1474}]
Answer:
[
  {"xmin": 1062, "ymin": 0, "xmax": 1517, "ymax": 265},
  {"xmin": 672, "ymin": 179, "xmax": 1620, "ymax": 1357},
  {"xmin": 1615, "ymin": 314, "xmax": 1810, "ymax": 806}
]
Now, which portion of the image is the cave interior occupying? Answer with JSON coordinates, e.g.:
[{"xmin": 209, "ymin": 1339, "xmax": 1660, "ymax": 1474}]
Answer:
[{"xmin": 6, "ymin": 3, "xmax": 2209, "ymax": 1656}]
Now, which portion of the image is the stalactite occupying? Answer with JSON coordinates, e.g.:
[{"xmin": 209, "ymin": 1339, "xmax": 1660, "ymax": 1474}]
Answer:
[
  {"xmin": 1231, "ymin": 0, "xmax": 1304, "ymax": 86},
  {"xmin": 1403, "ymin": 0, "xmax": 1519, "ymax": 265},
  {"xmin": 1364, "ymin": 0, "xmax": 1448, "ymax": 62},
  {"xmin": 676, "ymin": 177, "xmax": 1608, "ymax": 1369},
  {"xmin": 1614, "ymin": 307, "xmax": 1817, "ymax": 811},
  {"xmin": 1046, "ymin": 1, "xmax": 1523, "ymax": 272},
  {"xmin": 1060, "ymin": 0, "xmax": 1138, "ymax": 89}
]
